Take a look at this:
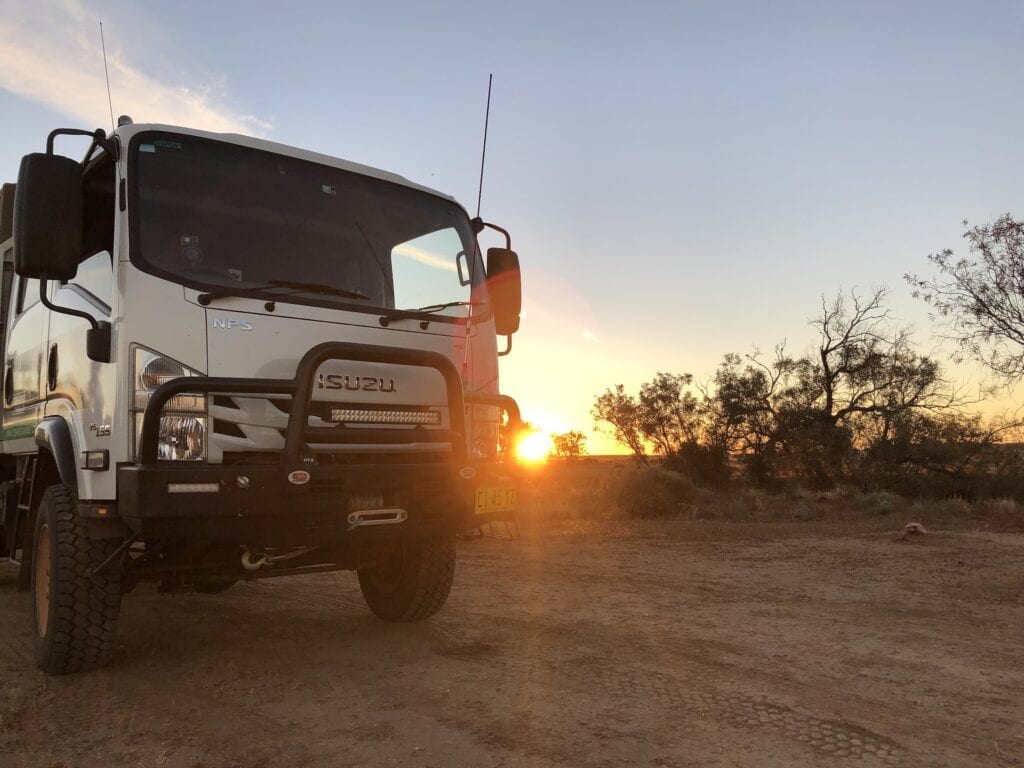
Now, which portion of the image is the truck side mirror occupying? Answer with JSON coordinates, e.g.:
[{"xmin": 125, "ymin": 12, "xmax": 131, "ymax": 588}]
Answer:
[
  {"xmin": 14, "ymin": 153, "xmax": 82, "ymax": 281},
  {"xmin": 486, "ymin": 247, "xmax": 521, "ymax": 336},
  {"xmin": 0, "ymin": 183, "xmax": 15, "ymax": 242}
]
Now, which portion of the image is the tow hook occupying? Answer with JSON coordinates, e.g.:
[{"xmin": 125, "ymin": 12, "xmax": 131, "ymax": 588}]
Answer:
[
  {"xmin": 241, "ymin": 549, "xmax": 268, "ymax": 571},
  {"xmin": 241, "ymin": 546, "xmax": 318, "ymax": 572}
]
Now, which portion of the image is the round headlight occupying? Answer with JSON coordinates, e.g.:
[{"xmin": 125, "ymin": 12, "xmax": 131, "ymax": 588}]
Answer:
[{"xmin": 158, "ymin": 416, "xmax": 206, "ymax": 461}]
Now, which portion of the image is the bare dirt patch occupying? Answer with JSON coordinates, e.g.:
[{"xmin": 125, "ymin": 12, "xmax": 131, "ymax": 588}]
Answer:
[{"xmin": 1, "ymin": 514, "xmax": 1022, "ymax": 767}]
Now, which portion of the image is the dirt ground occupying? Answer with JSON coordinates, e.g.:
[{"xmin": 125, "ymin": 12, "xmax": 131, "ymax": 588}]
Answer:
[{"xmin": 1, "ymin": 515, "xmax": 1022, "ymax": 768}]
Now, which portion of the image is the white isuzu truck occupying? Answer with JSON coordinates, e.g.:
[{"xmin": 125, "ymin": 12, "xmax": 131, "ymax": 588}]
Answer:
[{"xmin": 0, "ymin": 119, "xmax": 523, "ymax": 674}]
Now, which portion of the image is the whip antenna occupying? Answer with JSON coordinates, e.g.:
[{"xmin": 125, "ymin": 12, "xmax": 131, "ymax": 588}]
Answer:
[
  {"xmin": 99, "ymin": 22, "xmax": 115, "ymax": 131},
  {"xmin": 475, "ymin": 73, "xmax": 493, "ymax": 218}
]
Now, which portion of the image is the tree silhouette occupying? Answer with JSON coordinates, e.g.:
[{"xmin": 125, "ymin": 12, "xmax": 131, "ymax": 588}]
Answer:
[
  {"xmin": 551, "ymin": 430, "xmax": 587, "ymax": 458},
  {"xmin": 907, "ymin": 214, "xmax": 1024, "ymax": 381}
]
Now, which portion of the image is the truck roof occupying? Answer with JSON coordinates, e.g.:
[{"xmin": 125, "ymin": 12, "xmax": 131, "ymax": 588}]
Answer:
[{"xmin": 114, "ymin": 123, "xmax": 462, "ymax": 208}]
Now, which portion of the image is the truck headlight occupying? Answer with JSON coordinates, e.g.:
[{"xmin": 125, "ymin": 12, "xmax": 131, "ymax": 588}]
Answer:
[
  {"xmin": 131, "ymin": 346, "xmax": 207, "ymax": 461},
  {"xmin": 470, "ymin": 405, "xmax": 500, "ymax": 460},
  {"xmin": 152, "ymin": 415, "xmax": 206, "ymax": 462}
]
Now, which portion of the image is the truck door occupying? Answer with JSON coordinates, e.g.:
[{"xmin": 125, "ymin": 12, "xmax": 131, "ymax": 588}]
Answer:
[
  {"xmin": 45, "ymin": 250, "xmax": 113, "ymax": 413},
  {"xmin": 3, "ymin": 275, "xmax": 48, "ymax": 439},
  {"xmin": 42, "ymin": 152, "xmax": 117, "ymax": 501}
]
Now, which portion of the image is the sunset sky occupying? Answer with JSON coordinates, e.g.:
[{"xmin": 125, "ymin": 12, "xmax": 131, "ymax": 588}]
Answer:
[{"xmin": 2, "ymin": 0, "xmax": 1023, "ymax": 453}]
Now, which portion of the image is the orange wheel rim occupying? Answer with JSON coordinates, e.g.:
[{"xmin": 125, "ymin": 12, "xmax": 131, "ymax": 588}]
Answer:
[{"xmin": 34, "ymin": 523, "xmax": 51, "ymax": 637}]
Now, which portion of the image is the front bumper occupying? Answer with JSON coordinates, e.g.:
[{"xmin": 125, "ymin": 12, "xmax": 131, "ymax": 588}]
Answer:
[
  {"xmin": 118, "ymin": 460, "xmax": 517, "ymax": 546},
  {"xmin": 119, "ymin": 340, "xmax": 521, "ymax": 546}
]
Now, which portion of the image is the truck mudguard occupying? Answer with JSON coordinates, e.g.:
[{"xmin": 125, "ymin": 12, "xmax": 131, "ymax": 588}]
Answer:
[{"xmin": 35, "ymin": 416, "xmax": 78, "ymax": 490}]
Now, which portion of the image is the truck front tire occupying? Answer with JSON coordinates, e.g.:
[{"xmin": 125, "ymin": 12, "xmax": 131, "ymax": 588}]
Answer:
[
  {"xmin": 31, "ymin": 485, "xmax": 123, "ymax": 674},
  {"xmin": 357, "ymin": 537, "xmax": 456, "ymax": 621}
]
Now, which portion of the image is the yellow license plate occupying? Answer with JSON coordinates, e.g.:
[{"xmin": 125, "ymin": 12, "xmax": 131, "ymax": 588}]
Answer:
[{"xmin": 475, "ymin": 487, "xmax": 517, "ymax": 515}]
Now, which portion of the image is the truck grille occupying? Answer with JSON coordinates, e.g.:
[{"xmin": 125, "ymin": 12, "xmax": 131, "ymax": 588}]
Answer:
[{"xmin": 209, "ymin": 395, "xmax": 452, "ymax": 461}]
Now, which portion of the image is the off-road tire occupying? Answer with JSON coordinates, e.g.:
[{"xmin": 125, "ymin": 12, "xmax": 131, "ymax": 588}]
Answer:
[
  {"xmin": 357, "ymin": 537, "xmax": 456, "ymax": 621},
  {"xmin": 31, "ymin": 485, "xmax": 122, "ymax": 674}
]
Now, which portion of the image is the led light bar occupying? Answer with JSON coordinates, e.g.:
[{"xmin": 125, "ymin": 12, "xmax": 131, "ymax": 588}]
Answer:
[
  {"xmin": 167, "ymin": 483, "xmax": 220, "ymax": 494},
  {"xmin": 330, "ymin": 408, "xmax": 440, "ymax": 425}
]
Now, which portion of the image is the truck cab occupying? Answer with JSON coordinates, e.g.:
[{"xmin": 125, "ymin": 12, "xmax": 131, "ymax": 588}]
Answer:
[{"xmin": 0, "ymin": 121, "xmax": 523, "ymax": 674}]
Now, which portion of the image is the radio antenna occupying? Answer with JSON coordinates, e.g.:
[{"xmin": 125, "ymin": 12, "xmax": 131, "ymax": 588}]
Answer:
[
  {"xmin": 475, "ymin": 73, "xmax": 493, "ymax": 218},
  {"xmin": 99, "ymin": 21, "xmax": 115, "ymax": 131}
]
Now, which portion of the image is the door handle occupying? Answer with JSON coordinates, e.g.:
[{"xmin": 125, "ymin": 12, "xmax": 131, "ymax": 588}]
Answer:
[
  {"xmin": 47, "ymin": 344, "xmax": 58, "ymax": 392},
  {"xmin": 3, "ymin": 363, "xmax": 12, "ymax": 405}
]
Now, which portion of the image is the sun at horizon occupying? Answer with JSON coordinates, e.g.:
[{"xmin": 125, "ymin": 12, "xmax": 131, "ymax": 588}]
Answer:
[{"xmin": 515, "ymin": 431, "xmax": 552, "ymax": 463}]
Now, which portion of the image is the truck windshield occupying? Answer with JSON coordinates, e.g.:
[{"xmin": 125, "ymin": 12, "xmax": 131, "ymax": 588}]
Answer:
[{"xmin": 129, "ymin": 131, "xmax": 481, "ymax": 319}]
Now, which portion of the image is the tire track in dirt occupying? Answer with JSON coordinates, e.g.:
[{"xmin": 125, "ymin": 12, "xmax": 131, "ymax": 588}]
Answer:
[
  {"xmin": 5, "ymin": 528, "xmax": 1014, "ymax": 768},
  {"xmin": 599, "ymin": 666, "xmax": 902, "ymax": 764},
  {"xmin": 14, "ymin": 557, "xmax": 906, "ymax": 765},
  {"xmin": 428, "ymin": 608, "xmax": 904, "ymax": 764},
  {"xmin": 461, "ymin": 534, "xmax": 1022, "ymax": 765}
]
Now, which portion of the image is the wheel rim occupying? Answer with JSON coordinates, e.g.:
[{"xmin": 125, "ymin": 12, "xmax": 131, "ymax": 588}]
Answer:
[{"xmin": 34, "ymin": 523, "xmax": 51, "ymax": 637}]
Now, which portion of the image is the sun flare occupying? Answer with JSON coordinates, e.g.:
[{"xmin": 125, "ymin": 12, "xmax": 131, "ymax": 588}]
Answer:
[{"xmin": 516, "ymin": 432, "xmax": 551, "ymax": 463}]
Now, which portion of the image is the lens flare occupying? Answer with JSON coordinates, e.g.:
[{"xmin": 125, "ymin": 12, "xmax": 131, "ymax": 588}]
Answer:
[{"xmin": 516, "ymin": 432, "xmax": 551, "ymax": 463}]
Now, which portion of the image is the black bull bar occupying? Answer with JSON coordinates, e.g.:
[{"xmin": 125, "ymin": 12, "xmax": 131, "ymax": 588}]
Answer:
[
  {"xmin": 138, "ymin": 341, "xmax": 520, "ymax": 464},
  {"xmin": 119, "ymin": 342, "xmax": 521, "ymax": 544}
]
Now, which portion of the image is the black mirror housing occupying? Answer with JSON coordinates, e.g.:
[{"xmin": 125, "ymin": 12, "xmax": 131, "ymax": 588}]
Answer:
[
  {"xmin": 14, "ymin": 153, "xmax": 82, "ymax": 280},
  {"xmin": 0, "ymin": 183, "xmax": 15, "ymax": 242},
  {"xmin": 486, "ymin": 247, "xmax": 522, "ymax": 337},
  {"xmin": 86, "ymin": 322, "xmax": 112, "ymax": 363}
]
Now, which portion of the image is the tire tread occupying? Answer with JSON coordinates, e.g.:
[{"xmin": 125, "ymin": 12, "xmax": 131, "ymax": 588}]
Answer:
[
  {"xmin": 358, "ymin": 538, "xmax": 455, "ymax": 622},
  {"xmin": 33, "ymin": 485, "xmax": 122, "ymax": 675}
]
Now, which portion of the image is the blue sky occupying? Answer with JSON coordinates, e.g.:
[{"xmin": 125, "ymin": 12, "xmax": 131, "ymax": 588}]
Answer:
[{"xmin": 2, "ymin": 0, "xmax": 1023, "ymax": 451}]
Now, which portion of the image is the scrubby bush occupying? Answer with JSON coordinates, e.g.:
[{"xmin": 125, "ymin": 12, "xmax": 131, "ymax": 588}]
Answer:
[
  {"xmin": 937, "ymin": 496, "xmax": 972, "ymax": 517},
  {"xmin": 725, "ymin": 488, "xmax": 767, "ymax": 519},
  {"xmin": 863, "ymin": 490, "xmax": 898, "ymax": 515},
  {"xmin": 592, "ymin": 282, "xmax": 1024, "ymax": 502},
  {"xmin": 662, "ymin": 442, "xmax": 730, "ymax": 488},
  {"xmin": 551, "ymin": 430, "xmax": 587, "ymax": 458},
  {"xmin": 974, "ymin": 498, "xmax": 1022, "ymax": 525},
  {"xmin": 605, "ymin": 464, "xmax": 697, "ymax": 519}
]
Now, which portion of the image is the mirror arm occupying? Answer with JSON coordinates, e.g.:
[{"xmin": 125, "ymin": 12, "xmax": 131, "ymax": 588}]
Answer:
[
  {"xmin": 39, "ymin": 278, "xmax": 112, "ymax": 363},
  {"xmin": 46, "ymin": 128, "xmax": 114, "ymax": 160},
  {"xmin": 498, "ymin": 334, "xmax": 512, "ymax": 357},
  {"xmin": 39, "ymin": 278, "xmax": 99, "ymax": 331},
  {"xmin": 83, "ymin": 133, "xmax": 119, "ymax": 165},
  {"xmin": 471, "ymin": 217, "xmax": 512, "ymax": 250}
]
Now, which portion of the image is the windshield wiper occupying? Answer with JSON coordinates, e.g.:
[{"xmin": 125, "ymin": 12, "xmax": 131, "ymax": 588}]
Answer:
[
  {"xmin": 197, "ymin": 284, "xmax": 274, "ymax": 306},
  {"xmin": 197, "ymin": 280, "xmax": 368, "ymax": 306},
  {"xmin": 267, "ymin": 279, "xmax": 369, "ymax": 301},
  {"xmin": 410, "ymin": 300, "xmax": 485, "ymax": 314},
  {"xmin": 380, "ymin": 300, "xmax": 484, "ymax": 318},
  {"xmin": 377, "ymin": 300, "xmax": 485, "ymax": 327}
]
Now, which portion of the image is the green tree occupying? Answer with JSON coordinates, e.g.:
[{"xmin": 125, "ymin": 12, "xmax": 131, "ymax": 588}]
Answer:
[
  {"xmin": 907, "ymin": 215, "xmax": 1024, "ymax": 381},
  {"xmin": 638, "ymin": 373, "xmax": 704, "ymax": 455},
  {"xmin": 591, "ymin": 384, "xmax": 649, "ymax": 461},
  {"xmin": 710, "ymin": 288, "xmax": 952, "ymax": 486},
  {"xmin": 592, "ymin": 373, "xmax": 708, "ymax": 461},
  {"xmin": 551, "ymin": 430, "xmax": 588, "ymax": 458}
]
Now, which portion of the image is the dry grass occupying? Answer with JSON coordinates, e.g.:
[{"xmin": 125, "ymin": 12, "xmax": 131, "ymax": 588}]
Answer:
[{"xmin": 516, "ymin": 457, "xmax": 1024, "ymax": 534}]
